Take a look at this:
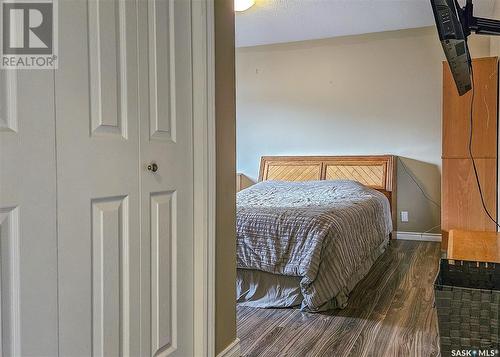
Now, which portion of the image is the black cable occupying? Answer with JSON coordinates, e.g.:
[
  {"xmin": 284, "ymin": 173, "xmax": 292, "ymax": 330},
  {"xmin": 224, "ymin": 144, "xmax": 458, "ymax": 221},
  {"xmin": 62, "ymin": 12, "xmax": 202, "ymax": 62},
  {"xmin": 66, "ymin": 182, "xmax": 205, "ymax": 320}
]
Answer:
[
  {"xmin": 466, "ymin": 43, "xmax": 500, "ymax": 229},
  {"xmin": 398, "ymin": 157, "xmax": 441, "ymax": 209}
]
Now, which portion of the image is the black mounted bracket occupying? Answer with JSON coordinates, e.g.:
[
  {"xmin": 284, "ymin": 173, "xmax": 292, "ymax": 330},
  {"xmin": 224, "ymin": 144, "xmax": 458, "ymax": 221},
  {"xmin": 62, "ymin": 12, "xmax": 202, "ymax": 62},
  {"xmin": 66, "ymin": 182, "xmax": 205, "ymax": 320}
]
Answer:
[{"xmin": 459, "ymin": 0, "xmax": 500, "ymax": 37}]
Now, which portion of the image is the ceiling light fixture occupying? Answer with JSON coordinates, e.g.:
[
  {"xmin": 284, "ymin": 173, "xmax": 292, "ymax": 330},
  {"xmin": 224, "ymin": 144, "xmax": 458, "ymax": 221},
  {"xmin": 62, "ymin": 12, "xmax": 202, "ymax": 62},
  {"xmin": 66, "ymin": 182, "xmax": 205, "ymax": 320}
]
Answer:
[{"xmin": 235, "ymin": 0, "xmax": 255, "ymax": 12}]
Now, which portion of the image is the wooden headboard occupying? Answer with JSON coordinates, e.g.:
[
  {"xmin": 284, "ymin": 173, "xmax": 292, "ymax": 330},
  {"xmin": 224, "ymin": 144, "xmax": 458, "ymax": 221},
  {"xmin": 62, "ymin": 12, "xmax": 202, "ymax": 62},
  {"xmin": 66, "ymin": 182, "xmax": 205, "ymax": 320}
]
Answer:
[{"xmin": 259, "ymin": 155, "xmax": 397, "ymax": 232}]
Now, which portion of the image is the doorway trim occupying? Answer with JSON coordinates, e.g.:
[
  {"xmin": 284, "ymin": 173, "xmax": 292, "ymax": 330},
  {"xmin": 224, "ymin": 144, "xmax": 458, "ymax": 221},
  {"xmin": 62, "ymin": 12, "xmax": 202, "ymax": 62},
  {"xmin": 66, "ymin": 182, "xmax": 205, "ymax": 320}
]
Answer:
[{"xmin": 192, "ymin": 0, "xmax": 216, "ymax": 356}]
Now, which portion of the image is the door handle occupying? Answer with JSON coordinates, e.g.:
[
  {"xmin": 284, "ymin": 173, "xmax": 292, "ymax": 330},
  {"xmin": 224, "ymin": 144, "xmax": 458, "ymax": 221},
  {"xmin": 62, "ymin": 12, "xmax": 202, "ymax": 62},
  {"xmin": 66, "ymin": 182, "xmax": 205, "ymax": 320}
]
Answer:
[{"xmin": 147, "ymin": 163, "xmax": 158, "ymax": 173}]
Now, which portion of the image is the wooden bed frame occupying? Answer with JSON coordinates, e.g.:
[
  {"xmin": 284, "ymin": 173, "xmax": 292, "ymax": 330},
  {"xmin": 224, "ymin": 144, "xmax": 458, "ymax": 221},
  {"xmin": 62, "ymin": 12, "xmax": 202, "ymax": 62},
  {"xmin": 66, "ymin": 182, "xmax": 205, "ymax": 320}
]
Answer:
[{"xmin": 259, "ymin": 155, "xmax": 397, "ymax": 233}]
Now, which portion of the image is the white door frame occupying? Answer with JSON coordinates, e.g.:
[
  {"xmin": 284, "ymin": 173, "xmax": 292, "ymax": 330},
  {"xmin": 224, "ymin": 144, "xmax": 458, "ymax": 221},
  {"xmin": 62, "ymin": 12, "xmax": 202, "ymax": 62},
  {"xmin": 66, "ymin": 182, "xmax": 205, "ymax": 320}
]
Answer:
[{"xmin": 192, "ymin": 0, "xmax": 216, "ymax": 356}]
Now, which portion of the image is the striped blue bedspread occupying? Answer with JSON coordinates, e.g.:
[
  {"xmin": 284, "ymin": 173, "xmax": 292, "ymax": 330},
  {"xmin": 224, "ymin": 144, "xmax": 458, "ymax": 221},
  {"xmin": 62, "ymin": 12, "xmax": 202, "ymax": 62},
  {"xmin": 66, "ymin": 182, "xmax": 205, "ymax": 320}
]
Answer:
[{"xmin": 236, "ymin": 180, "xmax": 392, "ymax": 311}]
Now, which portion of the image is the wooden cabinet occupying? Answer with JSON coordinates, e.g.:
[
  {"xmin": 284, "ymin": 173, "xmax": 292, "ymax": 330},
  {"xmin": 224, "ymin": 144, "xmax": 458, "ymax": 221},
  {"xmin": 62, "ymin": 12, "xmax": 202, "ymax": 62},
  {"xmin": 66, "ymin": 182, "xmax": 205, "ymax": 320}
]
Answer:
[
  {"xmin": 441, "ymin": 57, "xmax": 499, "ymax": 249},
  {"xmin": 442, "ymin": 57, "xmax": 498, "ymax": 158},
  {"xmin": 442, "ymin": 158, "xmax": 497, "ymax": 232}
]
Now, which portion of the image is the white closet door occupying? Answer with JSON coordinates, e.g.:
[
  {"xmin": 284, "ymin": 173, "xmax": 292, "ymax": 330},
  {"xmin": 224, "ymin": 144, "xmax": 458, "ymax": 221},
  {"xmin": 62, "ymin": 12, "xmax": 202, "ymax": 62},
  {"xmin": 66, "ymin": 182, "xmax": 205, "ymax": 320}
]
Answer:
[
  {"xmin": 0, "ymin": 70, "xmax": 58, "ymax": 355},
  {"xmin": 55, "ymin": 0, "xmax": 141, "ymax": 355},
  {"xmin": 138, "ymin": 0, "xmax": 194, "ymax": 356},
  {"xmin": 56, "ymin": 0, "xmax": 196, "ymax": 356}
]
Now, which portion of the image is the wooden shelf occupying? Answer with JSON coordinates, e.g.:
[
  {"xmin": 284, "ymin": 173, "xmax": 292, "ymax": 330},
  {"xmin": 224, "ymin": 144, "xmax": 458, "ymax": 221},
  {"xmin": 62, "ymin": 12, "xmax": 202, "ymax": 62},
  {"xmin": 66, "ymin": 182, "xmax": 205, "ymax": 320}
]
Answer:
[{"xmin": 447, "ymin": 229, "xmax": 500, "ymax": 263}]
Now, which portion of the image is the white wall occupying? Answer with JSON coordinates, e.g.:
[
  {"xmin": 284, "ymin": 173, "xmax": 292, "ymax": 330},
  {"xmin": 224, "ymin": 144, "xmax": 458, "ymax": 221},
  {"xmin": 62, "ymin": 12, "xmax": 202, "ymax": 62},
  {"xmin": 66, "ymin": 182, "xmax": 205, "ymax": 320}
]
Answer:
[{"xmin": 236, "ymin": 27, "xmax": 491, "ymax": 233}]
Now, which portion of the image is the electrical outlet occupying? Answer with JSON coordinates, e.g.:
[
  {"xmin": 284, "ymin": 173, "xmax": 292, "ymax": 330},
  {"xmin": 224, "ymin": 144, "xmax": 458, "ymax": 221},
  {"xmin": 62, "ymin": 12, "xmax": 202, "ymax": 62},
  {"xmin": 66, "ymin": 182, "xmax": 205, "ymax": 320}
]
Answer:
[{"xmin": 401, "ymin": 211, "xmax": 409, "ymax": 223}]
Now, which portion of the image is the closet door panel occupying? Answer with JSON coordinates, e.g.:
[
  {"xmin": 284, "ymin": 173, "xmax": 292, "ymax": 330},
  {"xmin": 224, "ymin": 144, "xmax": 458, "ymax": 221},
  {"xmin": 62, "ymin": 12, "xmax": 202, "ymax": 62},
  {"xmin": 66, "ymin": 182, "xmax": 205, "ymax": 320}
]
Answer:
[
  {"xmin": 138, "ymin": 0, "xmax": 195, "ymax": 355},
  {"xmin": 56, "ymin": 0, "xmax": 141, "ymax": 355},
  {"xmin": 0, "ymin": 70, "xmax": 58, "ymax": 356}
]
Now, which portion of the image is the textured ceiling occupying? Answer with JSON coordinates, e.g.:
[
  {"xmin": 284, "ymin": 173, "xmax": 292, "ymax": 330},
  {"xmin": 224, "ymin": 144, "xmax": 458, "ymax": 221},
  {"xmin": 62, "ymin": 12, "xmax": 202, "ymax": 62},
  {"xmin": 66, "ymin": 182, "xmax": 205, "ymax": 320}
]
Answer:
[{"xmin": 235, "ymin": 0, "xmax": 496, "ymax": 47}]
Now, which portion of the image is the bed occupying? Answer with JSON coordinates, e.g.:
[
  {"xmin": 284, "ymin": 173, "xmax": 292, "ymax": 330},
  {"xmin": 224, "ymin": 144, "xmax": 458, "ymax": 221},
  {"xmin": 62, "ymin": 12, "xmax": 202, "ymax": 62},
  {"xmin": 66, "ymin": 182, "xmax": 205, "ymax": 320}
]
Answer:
[{"xmin": 236, "ymin": 155, "xmax": 397, "ymax": 312}]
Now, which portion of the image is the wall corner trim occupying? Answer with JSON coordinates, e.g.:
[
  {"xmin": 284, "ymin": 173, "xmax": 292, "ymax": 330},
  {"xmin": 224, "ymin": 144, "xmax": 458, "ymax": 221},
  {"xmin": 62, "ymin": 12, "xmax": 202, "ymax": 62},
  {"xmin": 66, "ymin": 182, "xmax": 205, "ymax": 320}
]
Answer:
[
  {"xmin": 216, "ymin": 338, "xmax": 241, "ymax": 357},
  {"xmin": 395, "ymin": 231, "xmax": 442, "ymax": 242}
]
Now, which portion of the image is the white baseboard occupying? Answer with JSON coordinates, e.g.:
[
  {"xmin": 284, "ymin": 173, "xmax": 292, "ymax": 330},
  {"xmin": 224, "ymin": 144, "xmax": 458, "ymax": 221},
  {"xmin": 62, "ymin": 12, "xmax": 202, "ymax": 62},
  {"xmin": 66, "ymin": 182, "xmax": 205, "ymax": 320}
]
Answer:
[
  {"xmin": 217, "ymin": 338, "xmax": 241, "ymax": 357},
  {"xmin": 395, "ymin": 231, "xmax": 442, "ymax": 242}
]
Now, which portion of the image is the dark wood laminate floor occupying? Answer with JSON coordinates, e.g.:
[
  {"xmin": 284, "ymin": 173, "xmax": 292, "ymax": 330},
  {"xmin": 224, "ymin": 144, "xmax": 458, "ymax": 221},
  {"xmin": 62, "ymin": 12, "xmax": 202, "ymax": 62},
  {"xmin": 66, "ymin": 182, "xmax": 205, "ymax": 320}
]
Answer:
[{"xmin": 237, "ymin": 240, "xmax": 441, "ymax": 357}]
